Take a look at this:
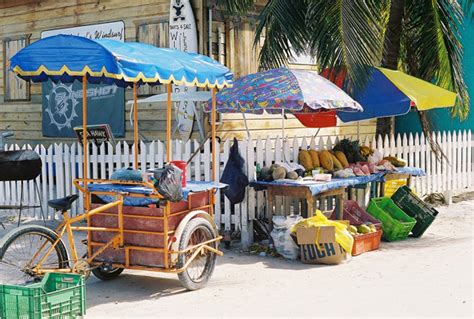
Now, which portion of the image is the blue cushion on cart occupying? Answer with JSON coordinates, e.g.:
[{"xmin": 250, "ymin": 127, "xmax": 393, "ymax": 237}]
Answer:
[{"xmin": 110, "ymin": 167, "xmax": 142, "ymax": 182}]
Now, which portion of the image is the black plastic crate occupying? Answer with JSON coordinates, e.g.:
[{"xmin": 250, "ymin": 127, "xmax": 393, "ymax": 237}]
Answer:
[{"xmin": 391, "ymin": 186, "xmax": 438, "ymax": 237}]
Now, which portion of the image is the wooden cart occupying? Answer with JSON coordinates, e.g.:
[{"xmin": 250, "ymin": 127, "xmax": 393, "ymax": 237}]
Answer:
[{"xmin": 0, "ymin": 35, "xmax": 232, "ymax": 290}]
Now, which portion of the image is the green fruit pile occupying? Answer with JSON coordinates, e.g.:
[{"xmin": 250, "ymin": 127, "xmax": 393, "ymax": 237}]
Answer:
[{"xmin": 347, "ymin": 222, "xmax": 377, "ymax": 236}]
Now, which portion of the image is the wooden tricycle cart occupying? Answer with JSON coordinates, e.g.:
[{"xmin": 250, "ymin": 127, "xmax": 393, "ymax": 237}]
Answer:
[{"xmin": 0, "ymin": 35, "xmax": 232, "ymax": 290}]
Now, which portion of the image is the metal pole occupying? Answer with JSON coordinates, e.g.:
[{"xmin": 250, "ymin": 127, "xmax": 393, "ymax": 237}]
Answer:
[
  {"xmin": 281, "ymin": 108, "xmax": 285, "ymax": 139},
  {"xmin": 133, "ymin": 83, "xmax": 139, "ymax": 169},
  {"xmin": 82, "ymin": 75, "xmax": 88, "ymax": 200},
  {"xmin": 166, "ymin": 83, "xmax": 172, "ymax": 163},
  {"xmin": 242, "ymin": 112, "xmax": 251, "ymax": 140},
  {"xmin": 211, "ymin": 87, "xmax": 217, "ymax": 182}
]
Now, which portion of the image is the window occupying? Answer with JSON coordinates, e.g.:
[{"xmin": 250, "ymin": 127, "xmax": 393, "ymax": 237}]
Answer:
[
  {"xmin": 209, "ymin": 21, "xmax": 226, "ymax": 66},
  {"xmin": 3, "ymin": 36, "xmax": 30, "ymax": 101},
  {"xmin": 137, "ymin": 22, "xmax": 169, "ymax": 96}
]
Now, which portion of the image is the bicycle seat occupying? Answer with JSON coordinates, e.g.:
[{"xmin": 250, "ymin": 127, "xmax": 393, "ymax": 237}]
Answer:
[{"xmin": 48, "ymin": 194, "xmax": 79, "ymax": 211}]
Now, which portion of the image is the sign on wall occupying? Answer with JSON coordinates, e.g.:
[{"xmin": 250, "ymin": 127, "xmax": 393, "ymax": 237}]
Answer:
[
  {"xmin": 40, "ymin": 21, "xmax": 125, "ymax": 138},
  {"xmin": 73, "ymin": 124, "xmax": 115, "ymax": 147},
  {"xmin": 169, "ymin": 0, "xmax": 198, "ymax": 141}
]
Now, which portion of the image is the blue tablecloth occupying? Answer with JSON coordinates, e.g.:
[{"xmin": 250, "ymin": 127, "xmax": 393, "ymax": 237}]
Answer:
[
  {"xmin": 88, "ymin": 181, "xmax": 227, "ymax": 206},
  {"xmin": 251, "ymin": 167, "xmax": 425, "ymax": 196}
]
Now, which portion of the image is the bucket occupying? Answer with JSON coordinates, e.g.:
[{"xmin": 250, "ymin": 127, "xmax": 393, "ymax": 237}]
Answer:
[{"xmin": 170, "ymin": 160, "xmax": 187, "ymax": 187}]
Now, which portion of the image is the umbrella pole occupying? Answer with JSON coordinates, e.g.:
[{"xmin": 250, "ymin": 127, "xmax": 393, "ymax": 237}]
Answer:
[
  {"xmin": 242, "ymin": 112, "xmax": 251, "ymax": 140},
  {"xmin": 281, "ymin": 109, "xmax": 285, "ymax": 139},
  {"xmin": 211, "ymin": 88, "xmax": 217, "ymax": 182},
  {"xmin": 82, "ymin": 74, "xmax": 91, "ymax": 259},
  {"xmin": 313, "ymin": 128, "xmax": 321, "ymax": 138},
  {"xmin": 167, "ymin": 83, "xmax": 172, "ymax": 163},
  {"xmin": 133, "ymin": 83, "xmax": 139, "ymax": 170},
  {"xmin": 82, "ymin": 75, "xmax": 88, "ymax": 204}
]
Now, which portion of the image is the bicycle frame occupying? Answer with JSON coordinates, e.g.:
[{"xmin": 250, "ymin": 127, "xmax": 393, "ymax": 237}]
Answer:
[{"xmin": 29, "ymin": 178, "xmax": 222, "ymax": 276}]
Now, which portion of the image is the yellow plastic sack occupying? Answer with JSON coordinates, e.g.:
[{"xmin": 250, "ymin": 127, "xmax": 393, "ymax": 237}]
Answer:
[{"xmin": 291, "ymin": 210, "xmax": 354, "ymax": 254}]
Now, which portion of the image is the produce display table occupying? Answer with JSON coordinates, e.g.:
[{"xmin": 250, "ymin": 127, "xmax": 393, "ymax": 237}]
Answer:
[
  {"xmin": 265, "ymin": 184, "xmax": 345, "ymax": 219},
  {"xmin": 251, "ymin": 167, "xmax": 425, "ymax": 220}
]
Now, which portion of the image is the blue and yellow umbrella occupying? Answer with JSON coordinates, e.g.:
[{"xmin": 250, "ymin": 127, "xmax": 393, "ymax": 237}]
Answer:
[{"xmin": 337, "ymin": 67, "xmax": 457, "ymax": 122}]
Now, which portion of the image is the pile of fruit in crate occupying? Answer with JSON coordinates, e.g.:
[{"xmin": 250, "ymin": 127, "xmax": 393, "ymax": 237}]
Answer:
[
  {"xmin": 267, "ymin": 186, "xmax": 439, "ymax": 264},
  {"xmin": 346, "ymin": 223, "xmax": 377, "ymax": 235}
]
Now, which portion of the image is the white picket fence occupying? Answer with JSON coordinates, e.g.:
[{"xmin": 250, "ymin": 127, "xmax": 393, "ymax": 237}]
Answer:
[{"xmin": 0, "ymin": 130, "xmax": 472, "ymax": 246}]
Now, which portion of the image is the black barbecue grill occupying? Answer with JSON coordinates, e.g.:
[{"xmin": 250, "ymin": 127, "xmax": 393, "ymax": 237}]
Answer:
[{"xmin": 0, "ymin": 150, "xmax": 46, "ymax": 226}]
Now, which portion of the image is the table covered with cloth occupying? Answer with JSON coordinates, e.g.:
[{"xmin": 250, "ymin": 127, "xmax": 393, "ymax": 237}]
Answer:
[
  {"xmin": 87, "ymin": 181, "xmax": 227, "ymax": 206},
  {"xmin": 250, "ymin": 167, "xmax": 424, "ymax": 196}
]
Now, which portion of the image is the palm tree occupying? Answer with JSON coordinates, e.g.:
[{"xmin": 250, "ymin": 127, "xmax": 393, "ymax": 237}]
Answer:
[{"xmin": 216, "ymin": 0, "xmax": 471, "ymax": 141}]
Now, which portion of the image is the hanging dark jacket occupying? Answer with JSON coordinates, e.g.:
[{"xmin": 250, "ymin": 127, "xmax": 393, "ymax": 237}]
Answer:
[{"xmin": 220, "ymin": 138, "xmax": 249, "ymax": 204}]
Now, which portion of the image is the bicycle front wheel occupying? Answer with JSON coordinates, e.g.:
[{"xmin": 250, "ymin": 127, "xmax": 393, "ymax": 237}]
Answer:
[{"xmin": 0, "ymin": 225, "xmax": 69, "ymax": 285}]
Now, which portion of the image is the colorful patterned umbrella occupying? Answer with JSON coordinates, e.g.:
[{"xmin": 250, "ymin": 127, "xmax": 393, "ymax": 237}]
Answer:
[{"xmin": 205, "ymin": 68, "xmax": 362, "ymax": 114}]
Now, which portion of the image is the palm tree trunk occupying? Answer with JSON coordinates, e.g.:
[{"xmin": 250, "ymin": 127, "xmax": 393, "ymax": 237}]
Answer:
[{"xmin": 376, "ymin": 0, "xmax": 406, "ymax": 137}]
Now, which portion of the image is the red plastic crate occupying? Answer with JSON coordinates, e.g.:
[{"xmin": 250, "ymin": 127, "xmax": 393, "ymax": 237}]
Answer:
[
  {"xmin": 352, "ymin": 229, "xmax": 383, "ymax": 256},
  {"xmin": 330, "ymin": 200, "xmax": 382, "ymax": 230}
]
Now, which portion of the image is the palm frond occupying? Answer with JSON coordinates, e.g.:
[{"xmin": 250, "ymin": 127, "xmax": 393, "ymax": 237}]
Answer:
[
  {"xmin": 214, "ymin": 0, "xmax": 255, "ymax": 15},
  {"xmin": 254, "ymin": 0, "xmax": 308, "ymax": 70},
  {"xmin": 402, "ymin": 0, "xmax": 468, "ymax": 120},
  {"xmin": 306, "ymin": 0, "xmax": 387, "ymax": 90}
]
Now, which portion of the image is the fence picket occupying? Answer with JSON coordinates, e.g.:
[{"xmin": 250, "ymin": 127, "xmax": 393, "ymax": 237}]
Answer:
[
  {"xmin": 222, "ymin": 139, "xmax": 231, "ymax": 231},
  {"xmin": 214, "ymin": 139, "xmax": 221, "ymax": 227},
  {"xmin": 462, "ymin": 131, "xmax": 468, "ymax": 189},
  {"xmin": 468, "ymin": 130, "xmax": 472, "ymax": 188},
  {"xmin": 441, "ymin": 132, "xmax": 447, "ymax": 193}
]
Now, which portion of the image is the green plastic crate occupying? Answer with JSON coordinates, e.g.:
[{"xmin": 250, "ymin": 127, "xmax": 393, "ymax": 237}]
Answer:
[
  {"xmin": 391, "ymin": 186, "xmax": 439, "ymax": 237},
  {"xmin": 367, "ymin": 197, "xmax": 416, "ymax": 241},
  {"xmin": 0, "ymin": 273, "xmax": 85, "ymax": 319}
]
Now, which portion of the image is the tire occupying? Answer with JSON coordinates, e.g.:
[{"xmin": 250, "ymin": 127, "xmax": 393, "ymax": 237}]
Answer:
[
  {"xmin": 0, "ymin": 225, "xmax": 69, "ymax": 285},
  {"xmin": 177, "ymin": 217, "xmax": 218, "ymax": 291},
  {"xmin": 92, "ymin": 265, "xmax": 124, "ymax": 281}
]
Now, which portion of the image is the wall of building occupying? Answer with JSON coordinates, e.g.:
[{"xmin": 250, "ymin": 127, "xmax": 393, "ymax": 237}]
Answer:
[
  {"xmin": 395, "ymin": 14, "xmax": 474, "ymax": 134},
  {"xmin": 0, "ymin": 0, "xmax": 375, "ymax": 146}
]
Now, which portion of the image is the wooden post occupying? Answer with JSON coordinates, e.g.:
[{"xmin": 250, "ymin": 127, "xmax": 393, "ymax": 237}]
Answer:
[
  {"xmin": 211, "ymin": 87, "xmax": 217, "ymax": 182},
  {"xmin": 133, "ymin": 83, "xmax": 139, "ymax": 169},
  {"xmin": 166, "ymin": 83, "xmax": 172, "ymax": 163}
]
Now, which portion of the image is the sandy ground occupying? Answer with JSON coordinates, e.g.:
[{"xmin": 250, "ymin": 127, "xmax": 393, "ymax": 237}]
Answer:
[{"xmin": 1, "ymin": 200, "xmax": 473, "ymax": 318}]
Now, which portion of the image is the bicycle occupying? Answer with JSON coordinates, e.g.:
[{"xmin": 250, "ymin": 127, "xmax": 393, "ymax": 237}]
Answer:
[{"xmin": 0, "ymin": 178, "xmax": 223, "ymax": 290}]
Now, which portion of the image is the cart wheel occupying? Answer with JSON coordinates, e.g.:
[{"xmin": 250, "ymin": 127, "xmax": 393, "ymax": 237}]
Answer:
[
  {"xmin": 0, "ymin": 225, "xmax": 69, "ymax": 285},
  {"xmin": 177, "ymin": 217, "xmax": 218, "ymax": 290},
  {"xmin": 92, "ymin": 264, "xmax": 124, "ymax": 281}
]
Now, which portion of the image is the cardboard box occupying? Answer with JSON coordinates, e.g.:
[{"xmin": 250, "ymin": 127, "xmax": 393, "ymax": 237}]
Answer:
[{"xmin": 296, "ymin": 226, "xmax": 348, "ymax": 265}]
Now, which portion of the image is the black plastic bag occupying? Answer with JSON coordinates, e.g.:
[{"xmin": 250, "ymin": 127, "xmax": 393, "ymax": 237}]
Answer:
[
  {"xmin": 155, "ymin": 164, "xmax": 183, "ymax": 202},
  {"xmin": 220, "ymin": 138, "xmax": 248, "ymax": 204}
]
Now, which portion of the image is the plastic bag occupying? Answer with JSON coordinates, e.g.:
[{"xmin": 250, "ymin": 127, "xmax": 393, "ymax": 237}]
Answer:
[
  {"xmin": 155, "ymin": 164, "xmax": 183, "ymax": 202},
  {"xmin": 291, "ymin": 210, "xmax": 354, "ymax": 254},
  {"xmin": 368, "ymin": 149, "xmax": 383, "ymax": 165},
  {"xmin": 220, "ymin": 138, "xmax": 249, "ymax": 204},
  {"xmin": 271, "ymin": 215, "xmax": 302, "ymax": 260}
]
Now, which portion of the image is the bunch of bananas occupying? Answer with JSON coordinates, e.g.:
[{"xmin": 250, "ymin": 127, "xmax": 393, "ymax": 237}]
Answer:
[{"xmin": 360, "ymin": 146, "xmax": 374, "ymax": 157}]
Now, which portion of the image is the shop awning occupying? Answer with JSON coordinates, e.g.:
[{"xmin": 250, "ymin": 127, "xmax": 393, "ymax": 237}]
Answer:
[{"xmin": 9, "ymin": 34, "xmax": 233, "ymax": 88}]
